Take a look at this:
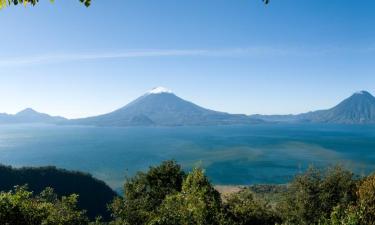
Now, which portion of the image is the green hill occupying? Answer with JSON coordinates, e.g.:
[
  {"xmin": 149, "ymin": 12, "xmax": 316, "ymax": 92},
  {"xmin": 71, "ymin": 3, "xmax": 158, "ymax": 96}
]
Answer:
[{"xmin": 0, "ymin": 165, "xmax": 117, "ymax": 221}]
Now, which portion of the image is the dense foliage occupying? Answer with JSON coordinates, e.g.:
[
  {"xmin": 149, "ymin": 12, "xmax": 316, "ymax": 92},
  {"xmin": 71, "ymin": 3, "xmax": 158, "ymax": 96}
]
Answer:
[
  {"xmin": 224, "ymin": 188, "xmax": 281, "ymax": 225},
  {"xmin": 0, "ymin": 165, "xmax": 117, "ymax": 220},
  {"xmin": 150, "ymin": 168, "xmax": 224, "ymax": 225},
  {"xmin": 278, "ymin": 166, "xmax": 358, "ymax": 224},
  {"xmin": 2, "ymin": 161, "xmax": 375, "ymax": 224},
  {"xmin": 0, "ymin": 186, "xmax": 89, "ymax": 225},
  {"xmin": 110, "ymin": 160, "xmax": 185, "ymax": 225}
]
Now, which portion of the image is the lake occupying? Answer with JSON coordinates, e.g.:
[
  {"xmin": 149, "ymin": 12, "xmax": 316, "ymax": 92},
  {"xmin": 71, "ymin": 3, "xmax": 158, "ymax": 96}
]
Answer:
[{"xmin": 0, "ymin": 123, "xmax": 374, "ymax": 190}]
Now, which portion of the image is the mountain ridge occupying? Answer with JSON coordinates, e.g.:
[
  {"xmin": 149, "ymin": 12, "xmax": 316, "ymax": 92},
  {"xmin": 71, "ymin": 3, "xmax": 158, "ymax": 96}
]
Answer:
[
  {"xmin": 67, "ymin": 87, "xmax": 261, "ymax": 126},
  {"xmin": 0, "ymin": 108, "xmax": 66, "ymax": 124},
  {"xmin": 2, "ymin": 89, "xmax": 375, "ymax": 126},
  {"xmin": 251, "ymin": 90, "xmax": 375, "ymax": 124}
]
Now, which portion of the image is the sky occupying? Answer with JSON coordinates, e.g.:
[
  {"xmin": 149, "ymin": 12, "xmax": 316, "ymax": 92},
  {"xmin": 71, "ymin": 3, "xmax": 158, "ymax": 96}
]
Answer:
[{"xmin": 0, "ymin": 0, "xmax": 374, "ymax": 118}]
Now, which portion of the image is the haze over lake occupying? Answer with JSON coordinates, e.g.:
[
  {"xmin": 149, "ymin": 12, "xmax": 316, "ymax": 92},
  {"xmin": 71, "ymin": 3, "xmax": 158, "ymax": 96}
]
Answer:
[{"xmin": 1, "ymin": 123, "xmax": 374, "ymax": 190}]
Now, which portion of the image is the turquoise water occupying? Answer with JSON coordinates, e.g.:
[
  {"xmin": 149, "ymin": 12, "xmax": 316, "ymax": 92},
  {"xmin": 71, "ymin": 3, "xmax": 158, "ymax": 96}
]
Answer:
[{"xmin": 0, "ymin": 124, "xmax": 374, "ymax": 190}]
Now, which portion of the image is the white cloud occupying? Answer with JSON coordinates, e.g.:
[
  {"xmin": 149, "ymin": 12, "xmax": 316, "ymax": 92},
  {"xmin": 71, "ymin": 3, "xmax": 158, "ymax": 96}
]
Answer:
[
  {"xmin": 0, "ymin": 45, "xmax": 372, "ymax": 67},
  {"xmin": 0, "ymin": 47, "xmax": 319, "ymax": 67}
]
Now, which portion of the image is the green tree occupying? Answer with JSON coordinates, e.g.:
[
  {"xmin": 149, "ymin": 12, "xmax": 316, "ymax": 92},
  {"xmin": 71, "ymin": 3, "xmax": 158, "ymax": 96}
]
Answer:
[
  {"xmin": 224, "ymin": 188, "xmax": 281, "ymax": 225},
  {"xmin": 150, "ymin": 168, "xmax": 224, "ymax": 225},
  {"xmin": 0, "ymin": 186, "xmax": 89, "ymax": 225},
  {"xmin": 356, "ymin": 173, "xmax": 375, "ymax": 224},
  {"xmin": 110, "ymin": 160, "xmax": 185, "ymax": 225},
  {"xmin": 279, "ymin": 166, "xmax": 357, "ymax": 225}
]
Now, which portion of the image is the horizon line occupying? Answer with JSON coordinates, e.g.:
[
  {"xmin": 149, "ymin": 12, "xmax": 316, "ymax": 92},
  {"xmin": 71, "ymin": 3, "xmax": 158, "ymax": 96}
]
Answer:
[{"xmin": 1, "ymin": 89, "xmax": 372, "ymax": 119}]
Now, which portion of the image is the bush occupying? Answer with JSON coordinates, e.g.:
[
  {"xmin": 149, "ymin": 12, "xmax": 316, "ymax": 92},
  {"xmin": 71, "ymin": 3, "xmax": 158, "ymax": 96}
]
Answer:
[
  {"xmin": 150, "ymin": 168, "xmax": 224, "ymax": 225},
  {"xmin": 278, "ymin": 166, "xmax": 357, "ymax": 225},
  {"xmin": 224, "ymin": 188, "xmax": 281, "ymax": 225},
  {"xmin": 0, "ymin": 186, "xmax": 89, "ymax": 225},
  {"xmin": 356, "ymin": 173, "xmax": 375, "ymax": 224},
  {"xmin": 109, "ymin": 160, "xmax": 185, "ymax": 225},
  {"xmin": 0, "ymin": 165, "xmax": 117, "ymax": 220}
]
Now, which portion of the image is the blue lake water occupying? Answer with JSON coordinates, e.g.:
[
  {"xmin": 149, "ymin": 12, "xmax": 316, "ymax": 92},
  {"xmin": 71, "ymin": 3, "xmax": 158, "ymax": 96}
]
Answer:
[{"xmin": 0, "ymin": 124, "xmax": 375, "ymax": 190}]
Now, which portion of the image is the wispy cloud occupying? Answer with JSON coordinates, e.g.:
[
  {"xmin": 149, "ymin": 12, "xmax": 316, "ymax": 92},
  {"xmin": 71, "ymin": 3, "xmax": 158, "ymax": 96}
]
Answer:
[
  {"xmin": 0, "ymin": 48, "xmax": 286, "ymax": 67},
  {"xmin": 0, "ymin": 46, "xmax": 373, "ymax": 67}
]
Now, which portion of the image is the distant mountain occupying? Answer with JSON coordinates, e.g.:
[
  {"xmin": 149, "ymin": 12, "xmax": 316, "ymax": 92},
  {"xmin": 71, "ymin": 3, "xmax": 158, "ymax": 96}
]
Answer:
[
  {"xmin": 67, "ymin": 87, "xmax": 262, "ymax": 126},
  {"xmin": 0, "ymin": 108, "xmax": 66, "ymax": 124},
  {"xmin": 251, "ymin": 91, "xmax": 375, "ymax": 124}
]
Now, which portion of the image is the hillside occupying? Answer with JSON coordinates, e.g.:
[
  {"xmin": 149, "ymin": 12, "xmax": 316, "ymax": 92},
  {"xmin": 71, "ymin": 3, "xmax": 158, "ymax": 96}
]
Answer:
[
  {"xmin": 251, "ymin": 91, "xmax": 375, "ymax": 124},
  {"xmin": 0, "ymin": 165, "xmax": 117, "ymax": 221}
]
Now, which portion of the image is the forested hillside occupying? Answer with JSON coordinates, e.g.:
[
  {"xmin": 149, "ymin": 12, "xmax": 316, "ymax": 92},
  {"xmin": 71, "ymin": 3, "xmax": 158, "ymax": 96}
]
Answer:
[
  {"xmin": 0, "ymin": 165, "xmax": 117, "ymax": 220},
  {"xmin": 1, "ymin": 161, "xmax": 375, "ymax": 224}
]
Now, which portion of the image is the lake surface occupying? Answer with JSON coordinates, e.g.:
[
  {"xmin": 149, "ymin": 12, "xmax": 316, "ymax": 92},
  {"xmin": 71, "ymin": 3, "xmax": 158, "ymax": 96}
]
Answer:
[{"xmin": 0, "ymin": 124, "xmax": 375, "ymax": 190}]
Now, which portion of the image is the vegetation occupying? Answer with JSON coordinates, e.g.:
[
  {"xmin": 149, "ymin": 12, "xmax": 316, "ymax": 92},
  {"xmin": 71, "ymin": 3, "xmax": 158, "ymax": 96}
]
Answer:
[
  {"xmin": 0, "ymin": 165, "xmax": 117, "ymax": 220},
  {"xmin": 278, "ymin": 166, "xmax": 358, "ymax": 224},
  {"xmin": 0, "ymin": 0, "xmax": 90, "ymax": 8},
  {"xmin": 0, "ymin": 186, "xmax": 89, "ymax": 225},
  {"xmin": 2, "ymin": 161, "xmax": 375, "ymax": 224},
  {"xmin": 0, "ymin": 0, "xmax": 270, "ymax": 9},
  {"xmin": 109, "ymin": 160, "xmax": 185, "ymax": 225}
]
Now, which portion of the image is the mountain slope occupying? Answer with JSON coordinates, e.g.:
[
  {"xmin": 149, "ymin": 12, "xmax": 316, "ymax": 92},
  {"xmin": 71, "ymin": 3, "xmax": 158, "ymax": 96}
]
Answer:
[
  {"xmin": 0, "ymin": 108, "xmax": 66, "ymax": 124},
  {"xmin": 0, "ymin": 165, "xmax": 117, "ymax": 220},
  {"xmin": 300, "ymin": 91, "xmax": 375, "ymax": 124},
  {"xmin": 251, "ymin": 91, "xmax": 375, "ymax": 124},
  {"xmin": 68, "ymin": 87, "xmax": 261, "ymax": 126}
]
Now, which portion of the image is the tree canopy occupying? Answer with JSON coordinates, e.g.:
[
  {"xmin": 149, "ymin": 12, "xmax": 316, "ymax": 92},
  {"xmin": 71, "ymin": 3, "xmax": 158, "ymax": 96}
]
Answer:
[
  {"xmin": 0, "ymin": 165, "xmax": 117, "ymax": 221},
  {"xmin": 3, "ymin": 161, "xmax": 375, "ymax": 224},
  {"xmin": 0, "ymin": 186, "xmax": 89, "ymax": 225}
]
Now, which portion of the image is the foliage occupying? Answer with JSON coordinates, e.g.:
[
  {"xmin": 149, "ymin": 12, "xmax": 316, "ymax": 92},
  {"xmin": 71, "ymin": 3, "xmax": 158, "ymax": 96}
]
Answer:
[
  {"xmin": 0, "ymin": 0, "xmax": 270, "ymax": 9},
  {"xmin": 356, "ymin": 173, "xmax": 375, "ymax": 224},
  {"xmin": 224, "ymin": 188, "xmax": 281, "ymax": 225},
  {"xmin": 150, "ymin": 168, "xmax": 224, "ymax": 225},
  {"xmin": 328, "ymin": 204, "xmax": 362, "ymax": 225},
  {"xmin": 0, "ymin": 0, "xmax": 90, "ymax": 8},
  {"xmin": 2, "ymin": 161, "xmax": 375, "ymax": 225},
  {"xmin": 0, "ymin": 186, "xmax": 89, "ymax": 225},
  {"xmin": 0, "ymin": 165, "xmax": 117, "ymax": 221},
  {"xmin": 109, "ymin": 160, "xmax": 185, "ymax": 225},
  {"xmin": 278, "ymin": 166, "xmax": 358, "ymax": 225}
]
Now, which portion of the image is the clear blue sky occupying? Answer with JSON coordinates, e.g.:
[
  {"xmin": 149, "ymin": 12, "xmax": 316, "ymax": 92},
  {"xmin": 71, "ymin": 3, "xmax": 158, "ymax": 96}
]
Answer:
[{"xmin": 0, "ymin": 0, "xmax": 374, "ymax": 118}]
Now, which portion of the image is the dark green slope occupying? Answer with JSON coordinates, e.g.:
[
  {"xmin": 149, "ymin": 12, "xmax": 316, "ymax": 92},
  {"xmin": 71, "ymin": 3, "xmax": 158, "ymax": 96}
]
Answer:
[{"xmin": 0, "ymin": 165, "xmax": 117, "ymax": 221}]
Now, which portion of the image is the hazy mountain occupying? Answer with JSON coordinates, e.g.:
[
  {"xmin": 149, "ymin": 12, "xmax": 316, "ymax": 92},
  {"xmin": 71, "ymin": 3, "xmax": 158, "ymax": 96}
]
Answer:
[
  {"xmin": 68, "ymin": 87, "xmax": 262, "ymax": 126},
  {"xmin": 251, "ymin": 91, "xmax": 375, "ymax": 124},
  {"xmin": 0, "ymin": 108, "xmax": 66, "ymax": 124}
]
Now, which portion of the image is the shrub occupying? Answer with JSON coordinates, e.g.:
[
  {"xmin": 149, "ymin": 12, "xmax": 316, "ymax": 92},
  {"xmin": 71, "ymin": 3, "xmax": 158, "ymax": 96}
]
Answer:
[
  {"xmin": 109, "ymin": 160, "xmax": 185, "ymax": 225},
  {"xmin": 150, "ymin": 168, "xmax": 224, "ymax": 225},
  {"xmin": 279, "ymin": 166, "xmax": 357, "ymax": 225},
  {"xmin": 224, "ymin": 188, "xmax": 281, "ymax": 225},
  {"xmin": 0, "ymin": 186, "xmax": 88, "ymax": 225}
]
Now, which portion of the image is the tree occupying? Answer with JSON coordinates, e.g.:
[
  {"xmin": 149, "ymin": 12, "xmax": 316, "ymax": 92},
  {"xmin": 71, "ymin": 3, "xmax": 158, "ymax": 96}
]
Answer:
[
  {"xmin": 109, "ymin": 160, "xmax": 185, "ymax": 225},
  {"xmin": 279, "ymin": 166, "xmax": 357, "ymax": 225},
  {"xmin": 0, "ymin": 165, "xmax": 117, "ymax": 221},
  {"xmin": 0, "ymin": 186, "xmax": 89, "ymax": 225},
  {"xmin": 0, "ymin": 0, "xmax": 90, "ymax": 8},
  {"xmin": 224, "ymin": 188, "xmax": 281, "ymax": 225},
  {"xmin": 356, "ymin": 173, "xmax": 375, "ymax": 224},
  {"xmin": 149, "ymin": 168, "xmax": 224, "ymax": 225}
]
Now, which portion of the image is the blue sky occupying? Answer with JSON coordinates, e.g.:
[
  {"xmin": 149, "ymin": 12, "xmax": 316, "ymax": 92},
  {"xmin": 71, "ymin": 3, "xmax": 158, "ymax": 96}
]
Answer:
[{"xmin": 0, "ymin": 0, "xmax": 374, "ymax": 118}]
